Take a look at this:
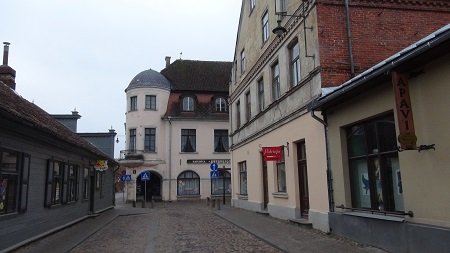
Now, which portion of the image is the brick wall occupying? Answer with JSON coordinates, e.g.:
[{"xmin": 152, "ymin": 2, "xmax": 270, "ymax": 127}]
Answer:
[{"xmin": 316, "ymin": 0, "xmax": 450, "ymax": 87}]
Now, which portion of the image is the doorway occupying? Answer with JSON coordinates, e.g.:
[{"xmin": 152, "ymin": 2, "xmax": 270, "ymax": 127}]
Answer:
[
  {"xmin": 261, "ymin": 156, "xmax": 269, "ymax": 210},
  {"xmin": 297, "ymin": 141, "xmax": 309, "ymax": 217},
  {"xmin": 136, "ymin": 171, "xmax": 162, "ymax": 201}
]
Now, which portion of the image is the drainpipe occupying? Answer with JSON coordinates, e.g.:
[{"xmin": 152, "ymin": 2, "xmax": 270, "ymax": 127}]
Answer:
[
  {"xmin": 311, "ymin": 110, "xmax": 334, "ymax": 212},
  {"xmin": 345, "ymin": 0, "xmax": 355, "ymax": 77},
  {"xmin": 168, "ymin": 116, "xmax": 172, "ymax": 201}
]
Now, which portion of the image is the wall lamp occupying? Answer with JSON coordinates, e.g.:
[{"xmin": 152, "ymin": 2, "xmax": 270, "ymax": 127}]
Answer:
[{"xmin": 272, "ymin": 0, "xmax": 312, "ymax": 37}]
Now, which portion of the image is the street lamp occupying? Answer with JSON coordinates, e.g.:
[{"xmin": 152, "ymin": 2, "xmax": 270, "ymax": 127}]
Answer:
[{"xmin": 272, "ymin": 0, "xmax": 311, "ymax": 37}]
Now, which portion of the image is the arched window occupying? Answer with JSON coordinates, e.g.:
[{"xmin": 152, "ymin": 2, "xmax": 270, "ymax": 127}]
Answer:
[
  {"xmin": 177, "ymin": 170, "xmax": 200, "ymax": 196},
  {"xmin": 211, "ymin": 170, "xmax": 231, "ymax": 195},
  {"xmin": 215, "ymin": 97, "xmax": 228, "ymax": 112},
  {"xmin": 182, "ymin": 96, "xmax": 195, "ymax": 112}
]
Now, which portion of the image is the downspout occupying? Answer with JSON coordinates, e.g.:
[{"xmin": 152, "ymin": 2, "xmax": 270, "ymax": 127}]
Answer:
[
  {"xmin": 345, "ymin": 0, "xmax": 355, "ymax": 77},
  {"xmin": 168, "ymin": 116, "xmax": 172, "ymax": 201},
  {"xmin": 311, "ymin": 110, "xmax": 334, "ymax": 212}
]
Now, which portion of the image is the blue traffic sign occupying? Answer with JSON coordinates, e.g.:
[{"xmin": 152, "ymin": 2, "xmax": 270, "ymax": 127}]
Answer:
[
  {"xmin": 141, "ymin": 171, "xmax": 151, "ymax": 181},
  {"xmin": 210, "ymin": 170, "xmax": 219, "ymax": 178},
  {"xmin": 121, "ymin": 174, "xmax": 132, "ymax": 181},
  {"xmin": 210, "ymin": 162, "xmax": 218, "ymax": 171}
]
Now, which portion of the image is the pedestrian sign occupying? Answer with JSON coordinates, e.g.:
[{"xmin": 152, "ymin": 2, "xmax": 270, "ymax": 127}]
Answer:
[
  {"xmin": 210, "ymin": 170, "xmax": 219, "ymax": 178},
  {"xmin": 141, "ymin": 171, "xmax": 151, "ymax": 181},
  {"xmin": 121, "ymin": 174, "xmax": 132, "ymax": 181},
  {"xmin": 210, "ymin": 162, "xmax": 218, "ymax": 171}
]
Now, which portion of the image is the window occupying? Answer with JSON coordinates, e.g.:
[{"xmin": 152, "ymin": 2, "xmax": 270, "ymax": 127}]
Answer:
[
  {"xmin": 272, "ymin": 62, "xmax": 281, "ymax": 101},
  {"xmin": 240, "ymin": 49, "xmax": 246, "ymax": 74},
  {"xmin": 214, "ymin": 130, "xmax": 229, "ymax": 152},
  {"xmin": 245, "ymin": 91, "xmax": 251, "ymax": 122},
  {"xmin": 257, "ymin": 78, "xmax": 265, "ymax": 112},
  {"xmin": 51, "ymin": 162, "xmax": 63, "ymax": 205},
  {"xmin": 145, "ymin": 95, "xmax": 156, "ymax": 110},
  {"xmin": 276, "ymin": 150, "xmax": 286, "ymax": 192},
  {"xmin": 83, "ymin": 168, "xmax": 89, "ymax": 200},
  {"xmin": 177, "ymin": 171, "xmax": 200, "ymax": 196},
  {"xmin": 289, "ymin": 41, "xmax": 301, "ymax": 87},
  {"xmin": 215, "ymin": 97, "xmax": 228, "ymax": 112},
  {"xmin": 67, "ymin": 165, "xmax": 78, "ymax": 202},
  {"xmin": 236, "ymin": 100, "xmax": 241, "ymax": 128},
  {"xmin": 239, "ymin": 162, "xmax": 247, "ymax": 195},
  {"xmin": 144, "ymin": 128, "xmax": 156, "ymax": 152},
  {"xmin": 129, "ymin": 129, "xmax": 136, "ymax": 152},
  {"xmin": 347, "ymin": 113, "xmax": 403, "ymax": 212},
  {"xmin": 211, "ymin": 171, "xmax": 231, "ymax": 195},
  {"xmin": 130, "ymin": 96, "xmax": 137, "ymax": 111},
  {"xmin": 181, "ymin": 129, "xmax": 196, "ymax": 152},
  {"xmin": 182, "ymin": 96, "xmax": 195, "ymax": 112},
  {"xmin": 0, "ymin": 149, "xmax": 30, "ymax": 214},
  {"xmin": 262, "ymin": 11, "xmax": 269, "ymax": 43},
  {"xmin": 249, "ymin": 0, "xmax": 255, "ymax": 12}
]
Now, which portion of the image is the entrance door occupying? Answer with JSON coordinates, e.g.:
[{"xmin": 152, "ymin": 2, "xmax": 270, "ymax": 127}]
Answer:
[
  {"xmin": 262, "ymin": 156, "xmax": 269, "ymax": 210},
  {"xmin": 137, "ymin": 171, "xmax": 162, "ymax": 201},
  {"xmin": 297, "ymin": 141, "xmax": 309, "ymax": 217}
]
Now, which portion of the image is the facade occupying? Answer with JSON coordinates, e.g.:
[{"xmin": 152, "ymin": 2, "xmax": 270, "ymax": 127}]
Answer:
[
  {"xmin": 229, "ymin": 0, "xmax": 450, "ymax": 233},
  {"xmin": 312, "ymin": 25, "xmax": 450, "ymax": 253},
  {"xmin": 119, "ymin": 59, "xmax": 232, "ymax": 202},
  {"xmin": 0, "ymin": 44, "xmax": 117, "ymax": 251}
]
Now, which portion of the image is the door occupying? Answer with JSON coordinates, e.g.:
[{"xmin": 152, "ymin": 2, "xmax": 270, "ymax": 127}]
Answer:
[
  {"xmin": 262, "ymin": 156, "xmax": 269, "ymax": 210},
  {"xmin": 297, "ymin": 141, "xmax": 309, "ymax": 217}
]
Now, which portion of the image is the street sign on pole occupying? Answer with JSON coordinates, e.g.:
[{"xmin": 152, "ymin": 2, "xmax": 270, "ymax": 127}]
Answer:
[
  {"xmin": 210, "ymin": 170, "xmax": 219, "ymax": 178},
  {"xmin": 141, "ymin": 171, "xmax": 151, "ymax": 181},
  {"xmin": 210, "ymin": 162, "xmax": 218, "ymax": 171}
]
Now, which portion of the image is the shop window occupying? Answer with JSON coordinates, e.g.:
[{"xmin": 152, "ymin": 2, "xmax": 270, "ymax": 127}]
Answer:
[
  {"xmin": 347, "ymin": 113, "xmax": 403, "ymax": 212},
  {"xmin": 177, "ymin": 171, "xmax": 200, "ymax": 196},
  {"xmin": 239, "ymin": 162, "xmax": 247, "ymax": 195},
  {"xmin": 276, "ymin": 150, "xmax": 286, "ymax": 192}
]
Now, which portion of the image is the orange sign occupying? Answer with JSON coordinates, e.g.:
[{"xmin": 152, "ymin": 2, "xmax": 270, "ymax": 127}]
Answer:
[
  {"xmin": 262, "ymin": 146, "xmax": 283, "ymax": 161},
  {"xmin": 392, "ymin": 71, "xmax": 417, "ymax": 150}
]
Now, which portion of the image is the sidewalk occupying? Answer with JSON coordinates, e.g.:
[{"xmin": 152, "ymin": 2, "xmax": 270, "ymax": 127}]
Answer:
[{"xmin": 214, "ymin": 205, "xmax": 386, "ymax": 253}]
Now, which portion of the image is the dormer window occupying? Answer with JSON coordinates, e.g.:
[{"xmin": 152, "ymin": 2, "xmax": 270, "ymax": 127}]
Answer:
[
  {"xmin": 182, "ymin": 96, "xmax": 195, "ymax": 112},
  {"xmin": 215, "ymin": 97, "xmax": 228, "ymax": 112}
]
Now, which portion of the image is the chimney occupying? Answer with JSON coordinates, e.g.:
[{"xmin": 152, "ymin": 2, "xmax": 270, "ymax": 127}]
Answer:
[
  {"xmin": 0, "ymin": 42, "xmax": 16, "ymax": 90},
  {"xmin": 165, "ymin": 56, "xmax": 171, "ymax": 68}
]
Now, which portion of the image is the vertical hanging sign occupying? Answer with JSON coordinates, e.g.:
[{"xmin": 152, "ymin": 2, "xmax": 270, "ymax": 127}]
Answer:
[{"xmin": 392, "ymin": 71, "xmax": 417, "ymax": 150}]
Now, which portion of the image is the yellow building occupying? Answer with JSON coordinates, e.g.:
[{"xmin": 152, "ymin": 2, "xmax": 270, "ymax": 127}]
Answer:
[{"xmin": 312, "ymin": 25, "xmax": 450, "ymax": 252}]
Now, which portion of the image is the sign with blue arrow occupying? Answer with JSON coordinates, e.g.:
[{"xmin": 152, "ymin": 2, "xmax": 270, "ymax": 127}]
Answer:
[{"xmin": 210, "ymin": 162, "xmax": 218, "ymax": 171}]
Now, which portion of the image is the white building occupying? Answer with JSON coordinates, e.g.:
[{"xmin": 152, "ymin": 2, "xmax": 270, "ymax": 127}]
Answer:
[{"xmin": 119, "ymin": 58, "xmax": 232, "ymax": 202}]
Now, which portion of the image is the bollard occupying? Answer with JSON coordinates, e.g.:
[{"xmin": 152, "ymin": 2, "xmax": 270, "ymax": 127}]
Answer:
[
  {"xmin": 212, "ymin": 199, "xmax": 216, "ymax": 208},
  {"xmin": 207, "ymin": 197, "xmax": 210, "ymax": 206},
  {"xmin": 217, "ymin": 199, "xmax": 221, "ymax": 210}
]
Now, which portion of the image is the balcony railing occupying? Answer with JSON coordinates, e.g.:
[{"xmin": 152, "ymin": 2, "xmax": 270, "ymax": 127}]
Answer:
[{"xmin": 119, "ymin": 150, "xmax": 144, "ymax": 160}]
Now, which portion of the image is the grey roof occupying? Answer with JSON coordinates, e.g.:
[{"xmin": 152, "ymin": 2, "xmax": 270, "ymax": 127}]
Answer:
[{"xmin": 125, "ymin": 68, "xmax": 171, "ymax": 92}]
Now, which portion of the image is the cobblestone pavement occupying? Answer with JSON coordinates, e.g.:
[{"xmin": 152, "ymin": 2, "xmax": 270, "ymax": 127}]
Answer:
[{"xmin": 70, "ymin": 201, "xmax": 281, "ymax": 253}]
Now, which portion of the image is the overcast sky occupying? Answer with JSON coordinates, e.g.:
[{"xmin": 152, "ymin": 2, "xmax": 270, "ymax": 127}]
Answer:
[{"xmin": 1, "ymin": 0, "xmax": 241, "ymax": 158}]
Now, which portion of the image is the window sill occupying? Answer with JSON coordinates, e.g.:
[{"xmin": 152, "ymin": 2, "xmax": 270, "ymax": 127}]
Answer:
[
  {"xmin": 144, "ymin": 109, "xmax": 157, "ymax": 111},
  {"xmin": 144, "ymin": 151, "xmax": 157, "ymax": 154},
  {"xmin": 238, "ymin": 194, "xmax": 248, "ymax": 200},
  {"xmin": 342, "ymin": 211, "xmax": 406, "ymax": 222},
  {"xmin": 177, "ymin": 195, "xmax": 200, "ymax": 199},
  {"xmin": 272, "ymin": 192, "xmax": 288, "ymax": 199},
  {"xmin": 213, "ymin": 151, "xmax": 230, "ymax": 154},
  {"xmin": 180, "ymin": 152, "xmax": 198, "ymax": 154}
]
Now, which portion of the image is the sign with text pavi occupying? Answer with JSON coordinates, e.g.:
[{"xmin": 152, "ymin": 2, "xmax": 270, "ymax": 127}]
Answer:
[{"xmin": 262, "ymin": 146, "xmax": 283, "ymax": 161}]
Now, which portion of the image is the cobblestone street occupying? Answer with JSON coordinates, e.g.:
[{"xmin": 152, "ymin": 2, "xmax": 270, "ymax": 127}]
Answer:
[
  {"xmin": 13, "ymin": 194, "xmax": 385, "ymax": 253},
  {"xmin": 70, "ymin": 201, "xmax": 280, "ymax": 253}
]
